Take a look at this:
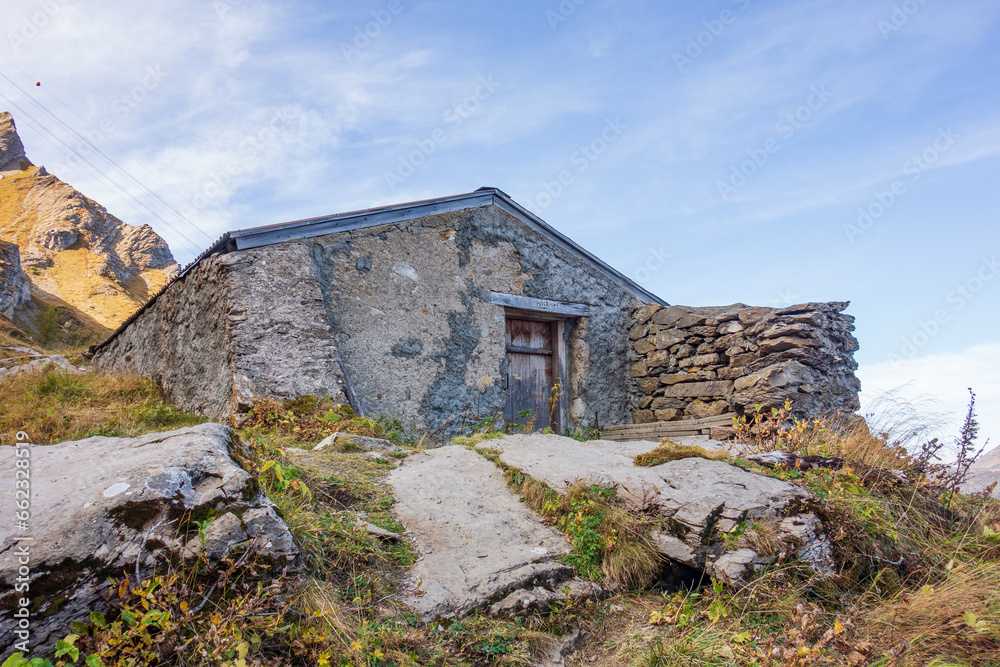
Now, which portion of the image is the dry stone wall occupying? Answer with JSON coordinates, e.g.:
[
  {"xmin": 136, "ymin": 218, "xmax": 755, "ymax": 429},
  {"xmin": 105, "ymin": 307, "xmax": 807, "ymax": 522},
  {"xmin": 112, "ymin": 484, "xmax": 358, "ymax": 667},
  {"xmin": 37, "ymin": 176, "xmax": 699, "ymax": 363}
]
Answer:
[
  {"xmin": 91, "ymin": 242, "xmax": 348, "ymax": 419},
  {"xmin": 630, "ymin": 302, "xmax": 860, "ymax": 423}
]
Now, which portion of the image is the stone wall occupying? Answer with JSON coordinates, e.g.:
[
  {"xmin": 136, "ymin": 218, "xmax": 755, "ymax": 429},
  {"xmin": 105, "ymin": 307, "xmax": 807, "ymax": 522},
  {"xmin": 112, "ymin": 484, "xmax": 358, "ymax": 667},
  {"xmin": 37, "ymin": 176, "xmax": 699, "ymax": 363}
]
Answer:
[{"xmin": 630, "ymin": 302, "xmax": 860, "ymax": 423}]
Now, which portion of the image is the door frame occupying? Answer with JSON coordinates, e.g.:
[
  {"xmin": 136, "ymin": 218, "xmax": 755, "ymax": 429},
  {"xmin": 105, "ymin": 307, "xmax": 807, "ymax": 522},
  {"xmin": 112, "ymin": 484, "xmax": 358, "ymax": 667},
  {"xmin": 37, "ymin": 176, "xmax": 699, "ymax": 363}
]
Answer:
[
  {"xmin": 503, "ymin": 317, "xmax": 568, "ymax": 432},
  {"xmin": 491, "ymin": 291, "xmax": 590, "ymax": 434}
]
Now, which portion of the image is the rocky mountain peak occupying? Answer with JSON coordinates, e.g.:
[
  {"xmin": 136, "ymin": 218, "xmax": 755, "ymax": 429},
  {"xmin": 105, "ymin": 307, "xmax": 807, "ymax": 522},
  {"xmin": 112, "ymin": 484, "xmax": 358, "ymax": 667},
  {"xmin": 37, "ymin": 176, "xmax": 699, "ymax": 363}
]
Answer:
[
  {"xmin": 0, "ymin": 111, "xmax": 180, "ymax": 341},
  {"xmin": 0, "ymin": 112, "xmax": 32, "ymax": 172}
]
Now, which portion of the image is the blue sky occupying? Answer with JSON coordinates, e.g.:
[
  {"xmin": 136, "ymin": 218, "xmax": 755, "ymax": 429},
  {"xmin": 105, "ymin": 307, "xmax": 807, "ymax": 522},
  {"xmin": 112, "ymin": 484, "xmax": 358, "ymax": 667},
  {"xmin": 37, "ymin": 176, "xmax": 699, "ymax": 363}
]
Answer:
[{"xmin": 3, "ymin": 0, "xmax": 998, "ymax": 451}]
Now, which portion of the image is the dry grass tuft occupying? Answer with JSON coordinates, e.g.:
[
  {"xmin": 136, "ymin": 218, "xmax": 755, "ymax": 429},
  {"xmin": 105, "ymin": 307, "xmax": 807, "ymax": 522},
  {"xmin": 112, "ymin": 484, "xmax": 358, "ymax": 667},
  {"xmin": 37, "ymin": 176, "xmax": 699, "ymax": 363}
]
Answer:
[
  {"xmin": 452, "ymin": 431, "xmax": 505, "ymax": 447},
  {"xmin": 634, "ymin": 438, "xmax": 729, "ymax": 467},
  {"xmin": 601, "ymin": 505, "xmax": 663, "ymax": 588},
  {"xmin": 727, "ymin": 520, "xmax": 782, "ymax": 558}
]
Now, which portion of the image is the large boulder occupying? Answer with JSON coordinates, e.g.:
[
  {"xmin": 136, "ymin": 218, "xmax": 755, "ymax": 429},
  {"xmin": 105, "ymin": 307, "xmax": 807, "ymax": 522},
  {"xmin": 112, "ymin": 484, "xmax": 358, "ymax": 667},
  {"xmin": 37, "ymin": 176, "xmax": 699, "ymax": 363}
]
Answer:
[
  {"xmin": 484, "ymin": 434, "xmax": 834, "ymax": 584},
  {"xmin": 0, "ymin": 423, "xmax": 298, "ymax": 655}
]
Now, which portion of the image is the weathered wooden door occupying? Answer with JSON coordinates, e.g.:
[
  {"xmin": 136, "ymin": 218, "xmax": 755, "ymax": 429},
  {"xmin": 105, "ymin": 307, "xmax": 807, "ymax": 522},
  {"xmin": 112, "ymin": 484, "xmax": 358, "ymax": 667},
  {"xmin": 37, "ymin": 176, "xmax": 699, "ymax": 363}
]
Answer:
[{"xmin": 503, "ymin": 319, "xmax": 556, "ymax": 431}]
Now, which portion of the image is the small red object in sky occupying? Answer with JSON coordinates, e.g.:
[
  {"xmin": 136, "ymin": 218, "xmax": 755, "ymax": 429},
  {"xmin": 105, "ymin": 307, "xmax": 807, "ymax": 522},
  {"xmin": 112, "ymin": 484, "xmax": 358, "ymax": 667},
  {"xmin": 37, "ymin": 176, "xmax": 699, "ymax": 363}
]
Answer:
[{"xmin": 35, "ymin": 82, "xmax": 40, "ymax": 86}]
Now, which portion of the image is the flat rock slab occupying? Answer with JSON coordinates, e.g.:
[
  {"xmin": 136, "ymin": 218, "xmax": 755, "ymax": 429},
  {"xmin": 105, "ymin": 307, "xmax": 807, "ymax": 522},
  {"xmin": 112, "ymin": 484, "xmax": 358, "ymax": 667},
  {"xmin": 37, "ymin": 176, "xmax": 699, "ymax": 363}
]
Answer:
[
  {"xmin": 388, "ymin": 446, "xmax": 573, "ymax": 620},
  {"xmin": 487, "ymin": 434, "xmax": 806, "ymax": 514},
  {"xmin": 480, "ymin": 434, "xmax": 830, "ymax": 582}
]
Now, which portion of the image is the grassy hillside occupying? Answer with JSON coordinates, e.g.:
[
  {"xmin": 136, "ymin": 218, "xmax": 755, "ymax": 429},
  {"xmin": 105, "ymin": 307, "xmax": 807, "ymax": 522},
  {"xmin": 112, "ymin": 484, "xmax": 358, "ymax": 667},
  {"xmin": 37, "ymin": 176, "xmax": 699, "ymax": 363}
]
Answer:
[{"xmin": 3, "ymin": 369, "xmax": 999, "ymax": 666}]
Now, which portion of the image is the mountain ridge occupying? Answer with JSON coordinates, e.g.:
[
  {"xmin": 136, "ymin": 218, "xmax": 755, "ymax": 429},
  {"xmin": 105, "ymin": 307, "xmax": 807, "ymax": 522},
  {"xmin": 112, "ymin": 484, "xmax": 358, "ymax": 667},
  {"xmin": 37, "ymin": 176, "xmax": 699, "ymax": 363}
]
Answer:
[{"xmin": 0, "ymin": 111, "xmax": 178, "ymax": 345}]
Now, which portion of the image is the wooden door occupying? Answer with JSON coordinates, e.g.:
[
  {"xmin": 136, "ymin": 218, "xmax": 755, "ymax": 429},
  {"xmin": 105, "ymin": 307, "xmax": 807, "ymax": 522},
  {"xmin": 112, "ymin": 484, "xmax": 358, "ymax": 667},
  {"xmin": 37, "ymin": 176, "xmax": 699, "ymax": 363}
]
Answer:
[{"xmin": 503, "ymin": 319, "xmax": 557, "ymax": 432}]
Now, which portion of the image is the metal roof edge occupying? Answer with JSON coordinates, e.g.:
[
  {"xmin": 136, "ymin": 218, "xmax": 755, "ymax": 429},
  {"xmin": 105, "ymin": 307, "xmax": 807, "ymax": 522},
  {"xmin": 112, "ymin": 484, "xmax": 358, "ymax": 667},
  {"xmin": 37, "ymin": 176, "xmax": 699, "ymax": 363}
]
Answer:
[{"xmin": 229, "ymin": 191, "xmax": 495, "ymax": 250}]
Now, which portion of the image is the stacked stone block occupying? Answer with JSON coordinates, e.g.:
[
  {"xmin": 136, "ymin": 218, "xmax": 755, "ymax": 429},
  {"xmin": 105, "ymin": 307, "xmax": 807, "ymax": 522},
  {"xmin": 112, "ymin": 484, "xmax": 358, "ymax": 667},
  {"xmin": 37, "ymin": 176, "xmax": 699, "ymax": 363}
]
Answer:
[{"xmin": 630, "ymin": 302, "xmax": 860, "ymax": 423}]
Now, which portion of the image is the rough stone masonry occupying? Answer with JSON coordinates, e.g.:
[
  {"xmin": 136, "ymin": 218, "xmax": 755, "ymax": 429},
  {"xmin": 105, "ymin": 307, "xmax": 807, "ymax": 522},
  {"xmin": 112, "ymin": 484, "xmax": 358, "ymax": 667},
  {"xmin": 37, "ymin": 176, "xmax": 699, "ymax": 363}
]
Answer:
[{"xmin": 629, "ymin": 302, "xmax": 860, "ymax": 422}]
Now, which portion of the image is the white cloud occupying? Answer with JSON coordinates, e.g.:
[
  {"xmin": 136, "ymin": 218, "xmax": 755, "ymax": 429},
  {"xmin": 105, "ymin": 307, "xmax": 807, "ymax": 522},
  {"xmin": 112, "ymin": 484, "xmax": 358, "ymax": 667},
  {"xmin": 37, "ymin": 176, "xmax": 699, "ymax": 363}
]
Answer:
[{"xmin": 858, "ymin": 340, "xmax": 1000, "ymax": 458}]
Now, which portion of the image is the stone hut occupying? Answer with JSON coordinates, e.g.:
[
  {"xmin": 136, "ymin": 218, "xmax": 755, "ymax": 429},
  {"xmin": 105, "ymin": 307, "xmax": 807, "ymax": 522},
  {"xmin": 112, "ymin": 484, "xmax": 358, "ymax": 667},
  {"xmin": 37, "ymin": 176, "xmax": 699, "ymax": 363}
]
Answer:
[
  {"xmin": 90, "ymin": 188, "xmax": 862, "ymax": 435},
  {"xmin": 90, "ymin": 188, "xmax": 665, "ymax": 434}
]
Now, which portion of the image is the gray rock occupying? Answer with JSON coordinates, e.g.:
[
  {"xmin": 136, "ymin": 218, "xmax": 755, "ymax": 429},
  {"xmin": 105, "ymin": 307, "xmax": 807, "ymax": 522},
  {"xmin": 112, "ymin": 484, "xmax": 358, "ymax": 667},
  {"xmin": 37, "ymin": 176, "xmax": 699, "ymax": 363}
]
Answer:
[
  {"xmin": 651, "ymin": 305, "xmax": 692, "ymax": 328},
  {"xmin": 314, "ymin": 432, "xmax": 405, "ymax": 454},
  {"xmin": 0, "ymin": 112, "xmax": 32, "ymax": 172},
  {"xmin": 0, "ymin": 240, "xmax": 30, "ymax": 319},
  {"xmin": 0, "ymin": 351, "xmax": 87, "ymax": 380},
  {"xmin": 359, "ymin": 521, "xmax": 402, "ymax": 541},
  {"xmin": 718, "ymin": 320, "xmax": 744, "ymax": 335},
  {"xmin": 489, "ymin": 580, "xmax": 600, "ymax": 617},
  {"xmin": 388, "ymin": 446, "xmax": 580, "ymax": 620},
  {"xmin": 482, "ymin": 434, "xmax": 833, "ymax": 584},
  {"xmin": 662, "ymin": 380, "xmax": 734, "ymax": 398},
  {"xmin": 534, "ymin": 626, "xmax": 584, "ymax": 667},
  {"xmin": 0, "ymin": 423, "xmax": 298, "ymax": 655}
]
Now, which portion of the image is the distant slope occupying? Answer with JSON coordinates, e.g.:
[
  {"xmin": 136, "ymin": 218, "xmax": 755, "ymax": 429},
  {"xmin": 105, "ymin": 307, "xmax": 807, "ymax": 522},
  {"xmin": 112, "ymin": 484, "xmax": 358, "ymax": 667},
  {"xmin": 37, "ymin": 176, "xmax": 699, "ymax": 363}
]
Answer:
[
  {"xmin": 0, "ymin": 112, "xmax": 178, "ymax": 346},
  {"xmin": 966, "ymin": 443, "xmax": 1000, "ymax": 499}
]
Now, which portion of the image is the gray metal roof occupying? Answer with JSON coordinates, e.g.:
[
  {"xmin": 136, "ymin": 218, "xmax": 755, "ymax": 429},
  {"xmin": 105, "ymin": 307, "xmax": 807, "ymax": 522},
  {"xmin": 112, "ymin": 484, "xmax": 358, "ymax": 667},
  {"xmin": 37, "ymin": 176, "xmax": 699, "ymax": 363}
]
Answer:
[{"xmin": 89, "ymin": 188, "xmax": 668, "ymax": 355}]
